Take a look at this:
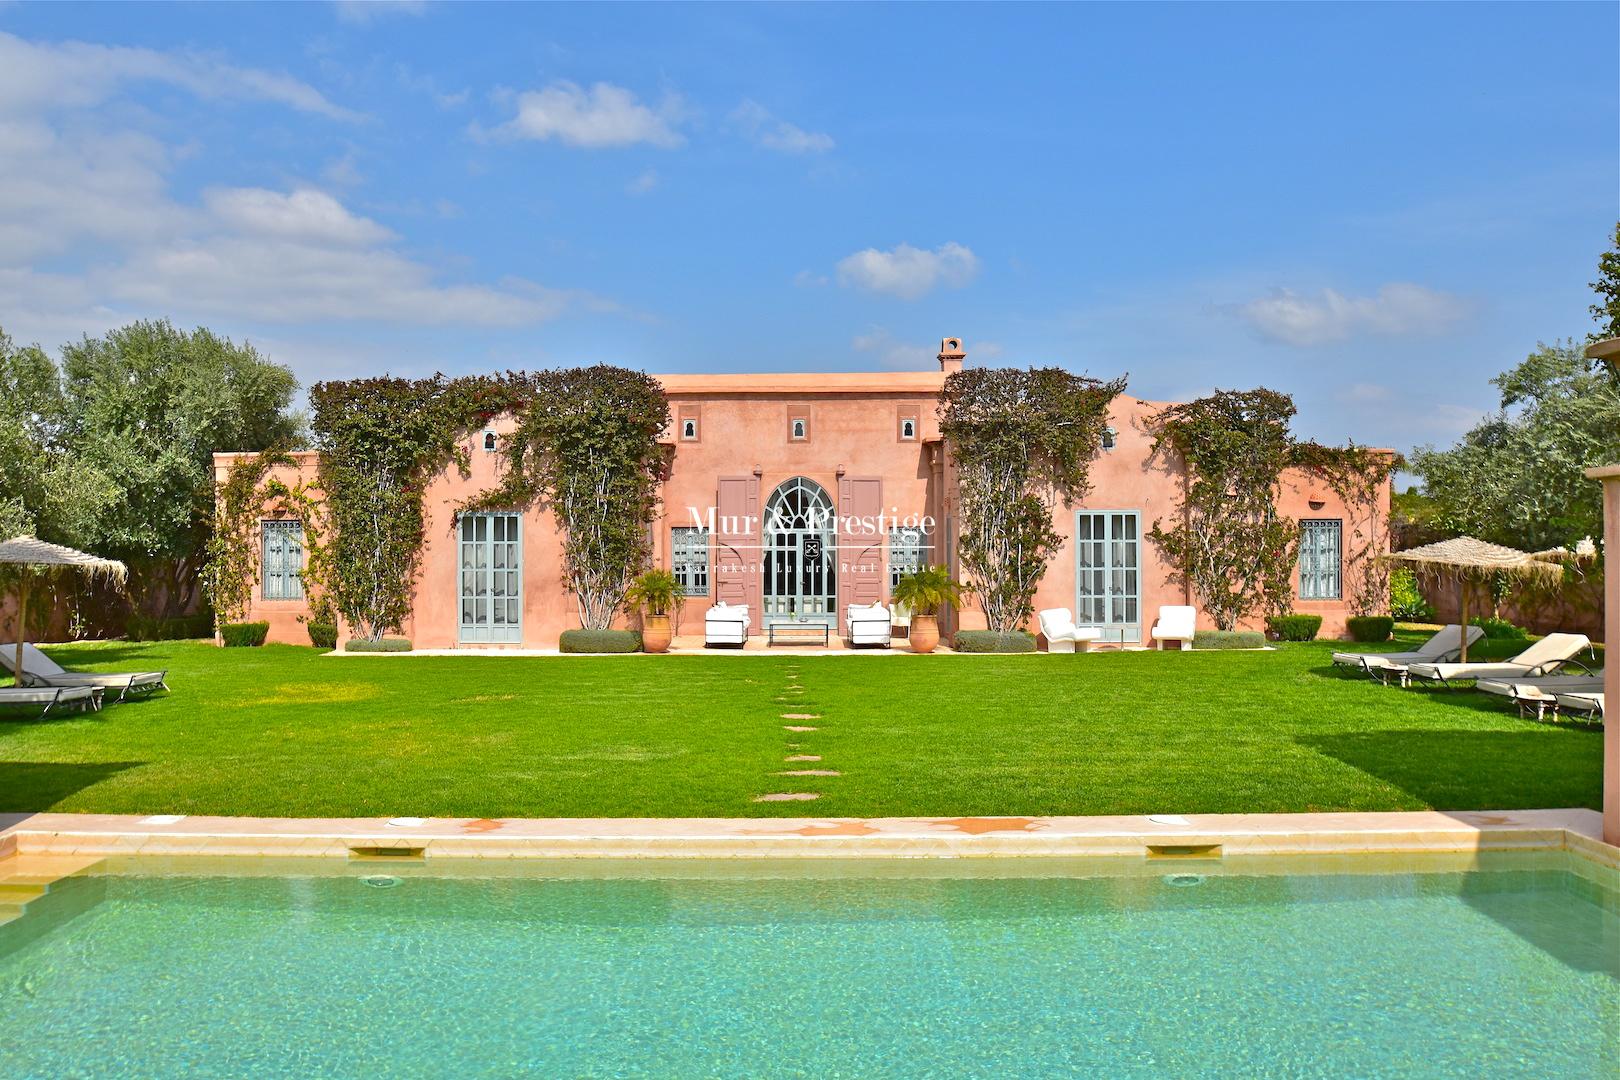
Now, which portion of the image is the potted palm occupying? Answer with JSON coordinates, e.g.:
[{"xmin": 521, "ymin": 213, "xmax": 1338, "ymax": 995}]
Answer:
[
  {"xmin": 625, "ymin": 569, "xmax": 683, "ymax": 653},
  {"xmin": 890, "ymin": 566, "xmax": 966, "ymax": 654}
]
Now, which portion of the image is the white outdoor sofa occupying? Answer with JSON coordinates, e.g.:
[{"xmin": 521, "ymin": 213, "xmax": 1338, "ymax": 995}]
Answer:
[
  {"xmin": 1330, "ymin": 624, "xmax": 1485, "ymax": 686},
  {"xmin": 704, "ymin": 602, "xmax": 750, "ymax": 647},
  {"xmin": 0, "ymin": 641, "xmax": 169, "ymax": 702},
  {"xmin": 1404, "ymin": 632, "xmax": 1591, "ymax": 689},
  {"xmin": 1150, "ymin": 605, "xmax": 1196, "ymax": 651},
  {"xmin": 846, "ymin": 603, "xmax": 893, "ymax": 648},
  {"xmin": 1037, "ymin": 608, "xmax": 1103, "ymax": 653}
]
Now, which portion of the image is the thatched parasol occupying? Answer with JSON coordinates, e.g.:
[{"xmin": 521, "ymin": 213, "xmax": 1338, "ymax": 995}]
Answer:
[
  {"xmin": 1383, "ymin": 536, "xmax": 1566, "ymax": 662},
  {"xmin": 0, "ymin": 536, "xmax": 127, "ymax": 685}
]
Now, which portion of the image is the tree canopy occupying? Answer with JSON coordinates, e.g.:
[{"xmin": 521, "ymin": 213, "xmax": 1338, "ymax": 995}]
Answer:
[
  {"xmin": 1591, "ymin": 222, "xmax": 1620, "ymax": 342},
  {"xmin": 1410, "ymin": 340, "xmax": 1620, "ymax": 552}
]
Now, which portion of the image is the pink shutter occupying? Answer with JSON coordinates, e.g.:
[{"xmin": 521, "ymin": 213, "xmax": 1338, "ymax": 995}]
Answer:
[
  {"xmin": 714, "ymin": 476, "xmax": 761, "ymax": 623},
  {"xmin": 838, "ymin": 476, "xmax": 885, "ymax": 612}
]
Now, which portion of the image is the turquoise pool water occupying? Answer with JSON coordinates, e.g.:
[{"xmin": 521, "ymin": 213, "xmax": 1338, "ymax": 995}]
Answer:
[{"xmin": 1, "ymin": 853, "xmax": 1615, "ymax": 1077}]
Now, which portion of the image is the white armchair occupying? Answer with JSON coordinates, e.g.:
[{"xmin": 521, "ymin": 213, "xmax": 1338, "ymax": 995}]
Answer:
[
  {"xmin": 704, "ymin": 601, "xmax": 750, "ymax": 647},
  {"xmin": 1150, "ymin": 605, "xmax": 1196, "ymax": 651},
  {"xmin": 1037, "ymin": 608, "xmax": 1103, "ymax": 653},
  {"xmin": 846, "ymin": 603, "xmax": 893, "ymax": 647}
]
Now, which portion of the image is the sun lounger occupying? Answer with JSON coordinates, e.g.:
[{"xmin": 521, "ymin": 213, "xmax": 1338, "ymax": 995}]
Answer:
[
  {"xmin": 1404, "ymin": 633, "xmax": 1591, "ymax": 689},
  {"xmin": 1476, "ymin": 673, "xmax": 1605, "ymax": 720},
  {"xmin": 1552, "ymin": 691, "xmax": 1604, "ymax": 721},
  {"xmin": 1331, "ymin": 624, "xmax": 1484, "ymax": 685},
  {"xmin": 0, "ymin": 684, "xmax": 101, "ymax": 717},
  {"xmin": 0, "ymin": 642, "xmax": 168, "ymax": 702}
]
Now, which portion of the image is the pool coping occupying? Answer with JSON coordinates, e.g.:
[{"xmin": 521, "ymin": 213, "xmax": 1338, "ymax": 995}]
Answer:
[{"xmin": 1, "ymin": 809, "xmax": 1615, "ymax": 869}]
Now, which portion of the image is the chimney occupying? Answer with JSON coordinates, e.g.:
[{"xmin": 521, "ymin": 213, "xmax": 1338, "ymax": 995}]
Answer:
[{"xmin": 938, "ymin": 336, "xmax": 966, "ymax": 374}]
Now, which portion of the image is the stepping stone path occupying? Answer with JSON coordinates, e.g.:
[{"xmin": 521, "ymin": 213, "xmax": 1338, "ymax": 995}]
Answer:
[{"xmin": 754, "ymin": 667, "xmax": 835, "ymax": 803}]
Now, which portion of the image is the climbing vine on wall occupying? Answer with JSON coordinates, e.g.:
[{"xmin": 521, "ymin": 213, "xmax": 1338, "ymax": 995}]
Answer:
[
  {"xmin": 468, "ymin": 365, "xmax": 671, "ymax": 630},
  {"xmin": 201, "ymin": 449, "xmax": 295, "ymax": 625},
  {"xmin": 1149, "ymin": 389, "xmax": 1395, "ymax": 630},
  {"xmin": 309, "ymin": 375, "xmax": 530, "ymax": 640},
  {"xmin": 939, "ymin": 366, "xmax": 1128, "ymax": 632}
]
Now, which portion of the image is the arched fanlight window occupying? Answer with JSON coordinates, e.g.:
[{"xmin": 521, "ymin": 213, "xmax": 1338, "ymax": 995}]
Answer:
[{"xmin": 764, "ymin": 476, "xmax": 834, "ymax": 530}]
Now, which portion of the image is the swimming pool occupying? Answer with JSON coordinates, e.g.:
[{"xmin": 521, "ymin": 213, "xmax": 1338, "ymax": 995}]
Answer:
[{"xmin": 2, "ymin": 852, "xmax": 1615, "ymax": 1077}]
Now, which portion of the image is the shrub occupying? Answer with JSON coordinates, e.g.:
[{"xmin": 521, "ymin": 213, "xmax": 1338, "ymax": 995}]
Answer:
[
  {"xmin": 1265, "ymin": 614, "xmax": 1323, "ymax": 641},
  {"xmin": 559, "ymin": 629, "xmax": 641, "ymax": 654},
  {"xmin": 1193, "ymin": 630, "xmax": 1266, "ymax": 650},
  {"xmin": 1346, "ymin": 616, "xmax": 1395, "ymax": 643},
  {"xmin": 126, "ymin": 612, "xmax": 214, "ymax": 641},
  {"xmin": 306, "ymin": 622, "xmax": 338, "ymax": 650},
  {"xmin": 1469, "ymin": 616, "xmax": 1528, "ymax": 640},
  {"xmin": 219, "ymin": 621, "xmax": 270, "ymax": 648},
  {"xmin": 952, "ymin": 630, "xmax": 1037, "ymax": 653},
  {"xmin": 344, "ymin": 637, "xmax": 412, "ymax": 653},
  {"xmin": 1389, "ymin": 568, "xmax": 1435, "ymax": 621}
]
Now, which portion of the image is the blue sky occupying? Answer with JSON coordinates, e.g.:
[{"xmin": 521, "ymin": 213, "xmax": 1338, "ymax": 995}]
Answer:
[{"xmin": 0, "ymin": 1, "xmax": 1614, "ymax": 454}]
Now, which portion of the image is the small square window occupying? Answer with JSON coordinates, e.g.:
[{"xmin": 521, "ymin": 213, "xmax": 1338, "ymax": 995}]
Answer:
[
  {"xmin": 1100, "ymin": 425, "xmax": 1118, "ymax": 451},
  {"xmin": 483, "ymin": 430, "xmax": 498, "ymax": 452},
  {"xmin": 681, "ymin": 418, "xmax": 698, "ymax": 441},
  {"xmin": 900, "ymin": 418, "xmax": 917, "ymax": 441},
  {"xmin": 791, "ymin": 418, "xmax": 807, "ymax": 440}
]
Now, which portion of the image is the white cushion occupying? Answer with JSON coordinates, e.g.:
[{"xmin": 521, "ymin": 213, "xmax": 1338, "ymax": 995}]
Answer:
[{"xmin": 1151, "ymin": 606, "xmax": 1196, "ymax": 638}]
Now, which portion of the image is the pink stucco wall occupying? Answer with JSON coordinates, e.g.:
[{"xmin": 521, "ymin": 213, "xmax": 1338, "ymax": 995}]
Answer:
[{"xmin": 221, "ymin": 354, "xmax": 1389, "ymax": 648}]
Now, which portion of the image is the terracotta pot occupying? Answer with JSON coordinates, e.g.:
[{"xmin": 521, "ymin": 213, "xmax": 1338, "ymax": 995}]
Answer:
[
  {"xmin": 909, "ymin": 614, "xmax": 940, "ymax": 654},
  {"xmin": 641, "ymin": 613, "xmax": 672, "ymax": 654}
]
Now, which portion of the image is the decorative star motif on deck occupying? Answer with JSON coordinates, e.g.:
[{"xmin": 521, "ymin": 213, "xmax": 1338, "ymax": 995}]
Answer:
[{"xmin": 926, "ymin": 817, "xmax": 1048, "ymax": 835}]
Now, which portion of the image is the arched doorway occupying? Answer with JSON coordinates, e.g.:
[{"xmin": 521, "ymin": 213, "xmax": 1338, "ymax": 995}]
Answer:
[{"xmin": 763, "ymin": 477, "xmax": 837, "ymax": 626}]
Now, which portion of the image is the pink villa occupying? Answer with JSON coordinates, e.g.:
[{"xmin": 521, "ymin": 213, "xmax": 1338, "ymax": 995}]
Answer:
[{"xmin": 218, "ymin": 338, "xmax": 1391, "ymax": 649}]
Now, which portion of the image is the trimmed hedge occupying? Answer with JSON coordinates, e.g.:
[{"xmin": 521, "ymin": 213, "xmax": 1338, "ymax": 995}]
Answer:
[
  {"xmin": 1469, "ymin": 616, "xmax": 1528, "ymax": 640},
  {"xmin": 559, "ymin": 629, "xmax": 642, "ymax": 654},
  {"xmin": 219, "ymin": 621, "xmax": 270, "ymax": 648},
  {"xmin": 306, "ymin": 622, "xmax": 338, "ymax": 650},
  {"xmin": 127, "ymin": 612, "xmax": 215, "ymax": 641},
  {"xmin": 953, "ymin": 630, "xmax": 1037, "ymax": 654},
  {"xmin": 1193, "ymin": 630, "xmax": 1267, "ymax": 650},
  {"xmin": 1345, "ymin": 616, "xmax": 1394, "ymax": 643},
  {"xmin": 1266, "ymin": 614, "xmax": 1323, "ymax": 642},
  {"xmin": 345, "ymin": 637, "xmax": 412, "ymax": 653}
]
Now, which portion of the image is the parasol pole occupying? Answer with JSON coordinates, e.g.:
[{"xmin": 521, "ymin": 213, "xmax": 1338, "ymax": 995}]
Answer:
[
  {"xmin": 13, "ymin": 573, "xmax": 27, "ymax": 687},
  {"xmin": 1457, "ymin": 575, "xmax": 1469, "ymax": 664}
]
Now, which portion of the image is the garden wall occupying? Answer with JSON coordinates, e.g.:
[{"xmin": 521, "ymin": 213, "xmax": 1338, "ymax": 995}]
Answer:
[{"xmin": 1419, "ymin": 576, "xmax": 1605, "ymax": 641}]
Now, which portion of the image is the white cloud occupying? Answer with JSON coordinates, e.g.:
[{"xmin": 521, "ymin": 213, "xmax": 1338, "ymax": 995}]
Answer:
[
  {"xmin": 334, "ymin": 1, "xmax": 427, "ymax": 25},
  {"xmin": 625, "ymin": 169, "xmax": 659, "ymax": 196},
  {"xmin": 1236, "ymin": 283, "xmax": 1469, "ymax": 346},
  {"xmin": 204, "ymin": 187, "xmax": 396, "ymax": 246},
  {"xmin": 836, "ymin": 242, "xmax": 980, "ymax": 300},
  {"xmin": 0, "ymin": 32, "xmax": 587, "ymax": 337},
  {"xmin": 793, "ymin": 269, "xmax": 829, "ymax": 288},
  {"xmin": 729, "ymin": 99, "xmax": 833, "ymax": 154},
  {"xmin": 0, "ymin": 30, "xmax": 360, "ymax": 122},
  {"xmin": 483, "ymin": 81, "xmax": 684, "ymax": 148},
  {"xmin": 1340, "ymin": 382, "xmax": 1391, "ymax": 404},
  {"xmin": 852, "ymin": 330, "xmax": 934, "ymax": 370}
]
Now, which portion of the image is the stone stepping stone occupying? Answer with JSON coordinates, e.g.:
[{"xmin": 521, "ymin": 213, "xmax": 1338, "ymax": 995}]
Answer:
[
  {"xmin": 777, "ymin": 769, "xmax": 839, "ymax": 777},
  {"xmin": 784, "ymin": 754, "xmax": 821, "ymax": 762},
  {"xmin": 753, "ymin": 792, "xmax": 821, "ymax": 802},
  {"xmin": 780, "ymin": 713, "xmax": 821, "ymax": 720},
  {"xmin": 783, "ymin": 725, "xmax": 818, "ymax": 732}
]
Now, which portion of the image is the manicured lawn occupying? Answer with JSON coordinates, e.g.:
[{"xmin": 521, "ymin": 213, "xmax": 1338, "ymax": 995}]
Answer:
[{"xmin": 0, "ymin": 634, "xmax": 1603, "ymax": 818}]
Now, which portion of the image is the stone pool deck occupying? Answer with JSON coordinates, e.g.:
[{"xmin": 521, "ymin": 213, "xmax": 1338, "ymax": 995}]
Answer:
[{"xmin": 1, "ymin": 808, "xmax": 1614, "ymax": 868}]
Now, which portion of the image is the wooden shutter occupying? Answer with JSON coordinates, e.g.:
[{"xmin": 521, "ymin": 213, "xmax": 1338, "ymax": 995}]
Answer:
[
  {"xmin": 837, "ymin": 476, "xmax": 884, "ymax": 611},
  {"xmin": 714, "ymin": 476, "xmax": 761, "ymax": 620}
]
